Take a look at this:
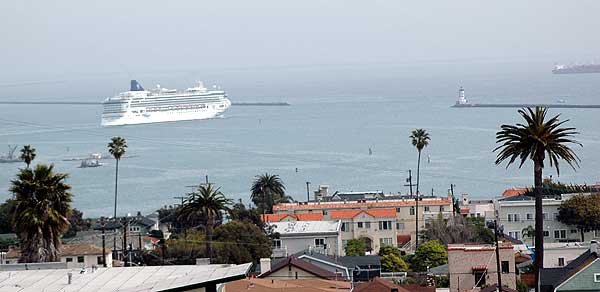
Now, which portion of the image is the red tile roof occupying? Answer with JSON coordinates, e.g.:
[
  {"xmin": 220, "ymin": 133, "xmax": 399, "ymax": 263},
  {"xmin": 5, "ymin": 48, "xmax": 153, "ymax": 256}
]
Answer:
[
  {"xmin": 502, "ymin": 188, "xmax": 528, "ymax": 197},
  {"xmin": 274, "ymin": 199, "xmax": 450, "ymax": 211},
  {"xmin": 329, "ymin": 208, "xmax": 396, "ymax": 219},
  {"xmin": 460, "ymin": 208, "xmax": 470, "ymax": 215},
  {"xmin": 354, "ymin": 277, "xmax": 412, "ymax": 292},
  {"xmin": 262, "ymin": 212, "xmax": 324, "ymax": 222}
]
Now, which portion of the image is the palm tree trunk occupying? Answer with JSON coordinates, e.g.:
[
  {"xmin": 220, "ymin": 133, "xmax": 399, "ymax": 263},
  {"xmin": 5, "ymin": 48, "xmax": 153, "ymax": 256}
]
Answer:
[
  {"xmin": 415, "ymin": 150, "xmax": 421, "ymax": 248},
  {"xmin": 206, "ymin": 215, "xmax": 214, "ymax": 263},
  {"xmin": 581, "ymin": 228, "xmax": 585, "ymax": 242},
  {"xmin": 113, "ymin": 159, "xmax": 119, "ymax": 258},
  {"xmin": 534, "ymin": 159, "xmax": 543, "ymax": 292}
]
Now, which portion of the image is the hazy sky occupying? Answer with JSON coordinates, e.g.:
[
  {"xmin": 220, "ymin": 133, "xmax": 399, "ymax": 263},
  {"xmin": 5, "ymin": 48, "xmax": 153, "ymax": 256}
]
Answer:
[{"xmin": 1, "ymin": 0, "xmax": 599, "ymax": 82}]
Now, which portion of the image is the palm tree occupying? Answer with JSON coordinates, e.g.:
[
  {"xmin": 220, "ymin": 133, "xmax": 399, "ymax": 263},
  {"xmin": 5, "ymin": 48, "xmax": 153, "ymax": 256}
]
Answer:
[
  {"xmin": 522, "ymin": 225, "xmax": 535, "ymax": 246},
  {"xmin": 108, "ymin": 136, "xmax": 127, "ymax": 254},
  {"xmin": 10, "ymin": 164, "xmax": 72, "ymax": 263},
  {"xmin": 250, "ymin": 173, "xmax": 287, "ymax": 216},
  {"xmin": 177, "ymin": 184, "xmax": 231, "ymax": 261},
  {"xmin": 19, "ymin": 145, "xmax": 36, "ymax": 168},
  {"xmin": 410, "ymin": 128, "xmax": 430, "ymax": 248},
  {"xmin": 495, "ymin": 107, "xmax": 581, "ymax": 292}
]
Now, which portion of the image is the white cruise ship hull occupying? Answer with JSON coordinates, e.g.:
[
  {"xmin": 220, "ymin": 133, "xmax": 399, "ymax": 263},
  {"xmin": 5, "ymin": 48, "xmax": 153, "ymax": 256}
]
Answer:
[
  {"xmin": 101, "ymin": 100, "xmax": 230, "ymax": 126},
  {"xmin": 101, "ymin": 80, "xmax": 232, "ymax": 126}
]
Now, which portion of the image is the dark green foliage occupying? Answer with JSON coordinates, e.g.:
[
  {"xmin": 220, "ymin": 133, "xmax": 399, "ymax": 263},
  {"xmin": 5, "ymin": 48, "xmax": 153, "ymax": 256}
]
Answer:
[
  {"xmin": 63, "ymin": 209, "xmax": 91, "ymax": 238},
  {"xmin": 345, "ymin": 238, "xmax": 366, "ymax": 256},
  {"xmin": 213, "ymin": 220, "xmax": 272, "ymax": 264},
  {"xmin": 19, "ymin": 145, "xmax": 36, "ymax": 168},
  {"xmin": 250, "ymin": 173, "xmax": 289, "ymax": 215},
  {"xmin": 228, "ymin": 201, "xmax": 263, "ymax": 227},
  {"xmin": 557, "ymin": 194, "xmax": 600, "ymax": 241},
  {"xmin": 0, "ymin": 199, "xmax": 17, "ymax": 234},
  {"xmin": 411, "ymin": 240, "xmax": 447, "ymax": 272},
  {"xmin": 436, "ymin": 275, "xmax": 449, "ymax": 288},
  {"xmin": 516, "ymin": 279, "xmax": 529, "ymax": 292},
  {"xmin": 422, "ymin": 215, "xmax": 493, "ymax": 245}
]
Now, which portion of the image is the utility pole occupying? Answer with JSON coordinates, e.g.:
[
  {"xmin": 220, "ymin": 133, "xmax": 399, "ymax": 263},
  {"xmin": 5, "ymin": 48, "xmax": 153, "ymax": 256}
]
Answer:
[
  {"xmin": 450, "ymin": 184, "xmax": 455, "ymax": 215},
  {"xmin": 138, "ymin": 231, "xmax": 142, "ymax": 251},
  {"xmin": 404, "ymin": 170, "xmax": 418, "ymax": 248},
  {"xmin": 205, "ymin": 175, "xmax": 209, "ymax": 185},
  {"xmin": 494, "ymin": 219, "xmax": 503, "ymax": 292},
  {"xmin": 101, "ymin": 217, "xmax": 107, "ymax": 268},
  {"xmin": 306, "ymin": 181, "xmax": 311, "ymax": 202},
  {"xmin": 404, "ymin": 170, "xmax": 414, "ymax": 196},
  {"xmin": 122, "ymin": 217, "xmax": 129, "ymax": 267}
]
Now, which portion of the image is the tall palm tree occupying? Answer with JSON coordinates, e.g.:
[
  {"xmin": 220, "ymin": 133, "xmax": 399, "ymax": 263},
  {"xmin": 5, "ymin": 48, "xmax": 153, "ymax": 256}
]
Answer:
[
  {"xmin": 522, "ymin": 225, "xmax": 535, "ymax": 246},
  {"xmin": 251, "ymin": 173, "xmax": 287, "ymax": 216},
  {"xmin": 10, "ymin": 164, "xmax": 72, "ymax": 263},
  {"xmin": 495, "ymin": 107, "xmax": 581, "ymax": 292},
  {"xmin": 19, "ymin": 145, "xmax": 36, "ymax": 168},
  {"xmin": 108, "ymin": 136, "xmax": 127, "ymax": 254},
  {"xmin": 178, "ymin": 184, "xmax": 231, "ymax": 261},
  {"xmin": 410, "ymin": 128, "xmax": 430, "ymax": 248}
]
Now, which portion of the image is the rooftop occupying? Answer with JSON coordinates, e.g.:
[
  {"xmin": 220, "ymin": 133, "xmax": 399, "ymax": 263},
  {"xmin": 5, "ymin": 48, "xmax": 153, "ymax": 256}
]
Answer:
[
  {"xmin": 262, "ymin": 213, "xmax": 324, "ymax": 222},
  {"xmin": 448, "ymin": 243, "xmax": 513, "ymax": 251},
  {"xmin": 0, "ymin": 263, "xmax": 251, "ymax": 292},
  {"xmin": 329, "ymin": 208, "xmax": 396, "ymax": 219},
  {"xmin": 274, "ymin": 198, "xmax": 450, "ymax": 211},
  {"xmin": 226, "ymin": 278, "xmax": 352, "ymax": 292},
  {"xmin": 61, "ymin": 244, "xmax": 108, "ymax": 256},
  {"xmin": 269, "ymin": 221, "xmax": 340, "ymax": 235}
]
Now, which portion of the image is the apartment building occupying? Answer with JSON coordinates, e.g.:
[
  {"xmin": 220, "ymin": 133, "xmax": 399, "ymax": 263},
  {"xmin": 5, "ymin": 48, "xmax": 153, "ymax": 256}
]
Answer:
[
  {"xmin": 269, "ymin": 220, "xmax": 342, "ymax": 257},
  {"xmin": 448, "ymin": 244, "xmax": 516, "ymax": 292},
  {"xmin": 459, "ymin": 193, "xmax": 495, "ymax": 219},
  {"xmin": 271, "ymin": 193, "xmax": 453, "ymax": 250},
  {"xmin": 497, "ymin": 193, "xmax": 596, "ymax": 243}
]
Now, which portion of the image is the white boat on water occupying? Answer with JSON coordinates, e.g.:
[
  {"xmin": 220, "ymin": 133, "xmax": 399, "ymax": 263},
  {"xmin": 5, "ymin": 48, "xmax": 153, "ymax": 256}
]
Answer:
[{"xmin": 101, "ymin": 80, "xmax": 231, "ymax": 126}]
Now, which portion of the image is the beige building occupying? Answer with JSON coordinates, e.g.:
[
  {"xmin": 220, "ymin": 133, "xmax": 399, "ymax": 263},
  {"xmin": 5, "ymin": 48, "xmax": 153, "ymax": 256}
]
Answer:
[
  {"xmin": 271, "ymin": 195, "xmax": 453, "ymax": 250},
  {"xmin": 3, "ymin": 244, "xmax": 112, "ymax": 268},
  {"xmin": 448, "ymin": 244, "xmax": 516, "ymax": 292}
]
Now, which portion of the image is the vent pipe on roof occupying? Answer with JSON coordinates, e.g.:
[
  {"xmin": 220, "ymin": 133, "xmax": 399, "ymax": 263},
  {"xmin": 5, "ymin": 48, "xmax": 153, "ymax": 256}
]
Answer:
[
  {"xmin": 68, "ymin": 272, "xmax": 73, "ymax": 284},
  {"xmin": 591, "ymin": 240, "xmax": 598, "ymax": 255}
]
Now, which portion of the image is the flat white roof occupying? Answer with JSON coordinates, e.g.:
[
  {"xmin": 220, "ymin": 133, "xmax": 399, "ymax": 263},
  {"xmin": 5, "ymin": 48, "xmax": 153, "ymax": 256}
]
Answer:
[
  {"xmin": 270, "ymin": 220, "xmax": 340, "ymax": 235},
  {"xmin": 0, "ymin": 263, "xmax": 251, "ymax": 292}
]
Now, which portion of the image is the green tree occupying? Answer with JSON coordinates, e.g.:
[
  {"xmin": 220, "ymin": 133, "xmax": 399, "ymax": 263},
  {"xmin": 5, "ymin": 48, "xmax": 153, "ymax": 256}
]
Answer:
[
  {"xmin": 251, "ymin": 173, "xmax": 288, "ymax": 215},
  {"xmin": 422, "ymin": 215, "xmax": 493, "ymax": 245},
  {"xmin": 495, "ymin": 107, "xmax": 581, "ymax": 290},
  {"xmin": 0, "ymin": 199, "xmax": 17, "ymax": 234},
  {"xmin": 522, "ymin": 225, "xmax": 535, "ymax": 246},
  {"xmin": 178, "ymin": 184, "xmax": 231, "ymax": 261},
  {"xmin": 228, "ymin": 201, "xmax": 263, "ymax": 227},
  {"xmin": 213, "ymin": 220, "xmax": 271, "ymax": 264},
  {"xmin": 345, "ymin": 238, "xmax": 366, "ymax": 256},
  {"xmin": 19, "ymin": 145, "xmax": 36, "ymax": 168},
  {"xmin": 410, "ymin": 128, "xmax": 430, "ymax": 247},
  {"xmin": 379, "ymin": 244, "xmax": 402, "ymax": 257},
  {"xmin": 411, "ymin": 240, "xmax": 447, "ymax": 272},
  {"xmin": 381, "ymin": 253, "xmax": 409, "ymax": 272},
  {"xmin": 11, "ymin": 164, "xmax": 72, "ymax": 263},
  {"xmin": 63, "ymin": 209, "xmax": 91, "ymax": 238},
  {"xmin": 557, "ymin": 194, "xmax": 600, "ymax": 242}
]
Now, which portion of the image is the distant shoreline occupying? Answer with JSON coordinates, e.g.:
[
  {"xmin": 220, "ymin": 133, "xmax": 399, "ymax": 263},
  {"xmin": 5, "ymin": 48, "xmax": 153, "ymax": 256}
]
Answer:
[
  {"xmin": 452, "ymin": 103, "xmax": 600, "ymax": 109},
  {"xmin": 0, "ymin": 101, "xmax": 291, "ymax": 106}
]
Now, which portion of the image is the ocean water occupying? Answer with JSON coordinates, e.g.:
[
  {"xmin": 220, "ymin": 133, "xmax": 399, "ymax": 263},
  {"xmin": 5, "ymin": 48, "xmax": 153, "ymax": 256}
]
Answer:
[{"xmin": 1, "ymin": 59, "xmax": 599, "ymax": 217}]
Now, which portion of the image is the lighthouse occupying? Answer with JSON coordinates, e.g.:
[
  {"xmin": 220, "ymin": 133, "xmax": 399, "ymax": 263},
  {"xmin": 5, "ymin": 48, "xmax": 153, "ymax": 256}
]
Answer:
[{"xmin": 456, "ymin": 86, "xmax": 468, "ymax": 105}]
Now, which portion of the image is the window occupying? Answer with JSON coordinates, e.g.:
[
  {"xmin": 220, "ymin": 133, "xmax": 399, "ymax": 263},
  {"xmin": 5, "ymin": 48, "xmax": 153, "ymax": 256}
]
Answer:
[
  {"xmin": 379, "ymin": 238, "xmax": 393, "ymax": 246},
  {"xmin": 543, "ymin": 230, "xmax": 550, "ymax": 237},
  {"xmin": 474, "ymin": 272, "xmax": 486, "ymax": 287},
  {"xmin": 440, "ymin": 206, "xmax": 444, "ymax": 212},
  {"xmin": 410, "ymin": 207, "xmax": 415, "ymax": 215},
  {"xmin": 424, "ymin": 206, "xmax": 430, "ymax": 212},
  {"xmin": 322, "ymin": 210, "xmax": 328, "ymax": 215},
  {"xmin": 558, "ymin": 257, "xmax": 565, "ymax": 267},
  {"xmin": 594, "ymin": 273, "xmax": 600, "ymax": 282},
  {"xmin": 396, "ymin": 223, "xmax": 405, "ymax": 230},
  {"xmin": 341, "ymin": 222, "xmax": 350, "ymax": 232},
  {"xmin": 66, "ymin": 257, "xmax": 73, "ymax": 263},
  {"xmin": 514, "ymin": 214, "xmax": 520, "ymax": 222},
  {"xmin": 97, "ymin": 256, "xmax": 103, "ymax": 265},
  {"xmin": 77, "ymin": 256, "xmax": 84, "ymax": 263},
  {"xmin": 571, "ymin": 229, "xmax": 578, "ymax": 234},
  {"xmin": 553, "ymin": 213, "xmax": 559, "ymax": 220},
  {"xmin": 273, "ymin": 239, "xmax": 282, "ymax": 249},
  {"xmin": 365, "ymin": 222, "xmax": 371, "ymax": 229},
  {"xmin": 554, "ymin": 230, "xmax": 567, "ymax": 239},
  {"xmin": 543, "ymin": 213, "xmax": 548, "ymax": 220},
  {"xmin": 314, "ymin": 238, "xmax": 325, "ymax": 247},
  {"xmin": 526, "ymin": 213, "xmax": 533, "ymax": 220},
  {"xmin": 378, "ymin": 221, "xmax": 392, "ymax": 230},
  {"xmin": 396, "ymin": 208, "xmax": 402, "ymax": 213},
  {"xmin": 357, "ymin": 222, "xmax": 364, "ymax": 228},
  {"xmin": 501, "ymin": 261, "xmax": 509, "ymax": 273}
]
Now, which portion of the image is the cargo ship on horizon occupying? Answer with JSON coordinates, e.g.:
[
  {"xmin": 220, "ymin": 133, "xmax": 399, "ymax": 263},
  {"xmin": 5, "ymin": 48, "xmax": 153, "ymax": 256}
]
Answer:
[{"xmin": 552, "ymin": 63, "xmax": 600, "ymax": 74}]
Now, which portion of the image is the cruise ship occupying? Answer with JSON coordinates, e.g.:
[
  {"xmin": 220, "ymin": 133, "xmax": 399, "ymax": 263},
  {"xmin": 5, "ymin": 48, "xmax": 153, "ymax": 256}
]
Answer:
[
  {"xmin": 101, "ymin": 80, "xmax": 231, "ymax": 126},
  {"xmin": 553, "ymin": 64, "xmax": 600, "ymax": 74}
]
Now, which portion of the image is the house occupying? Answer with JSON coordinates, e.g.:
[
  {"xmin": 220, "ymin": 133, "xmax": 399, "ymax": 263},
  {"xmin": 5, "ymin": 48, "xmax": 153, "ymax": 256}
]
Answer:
[
  {"xmin": 268, "ymin": 220, "xmax": 342, "ymax": 257},
  {"xmin": 258, "ymin": 256, "xmax": 340, "ymax": 280},
  {"xmin": 3, "ymin": 244, "xmax": 113, "ymax": 268},
  {"xmin": 514, "ymin": 242, "xmax": 589, "ymax": 268},
  {"xmin": 0, "ymin": 262, "xmax": 251, "ymax": 292},
  {"xmin": 354, "ymin": 276, "xmax": 412, "ymax": 292},
  {"xmin": 60, "ymin": 244, "xmax": 112, "ymax": 268},
  {"xmin": 541, "ymin": 241, "xmax": 600, "ymax": 292},
  {"xmin": 448, "ymin": 243, "xmax": 516, "ymax": 292},
  {"xmin": 226, "ymin": 278, "xmax": 352, "ymax": 292},
  {"xmin": 272, "ymin": 192, "xmax": 452, "ymax": 249},
  {"xmin": 459, "ymin": 194, "xmax": 494, "ymax": 219},
  {"xmin": 497, "ymin": 193, "xmax": 597, "ymax": 243},
  {"xmin": 329, "ymin": 208, "xmax": 398, "ymax": 253}
]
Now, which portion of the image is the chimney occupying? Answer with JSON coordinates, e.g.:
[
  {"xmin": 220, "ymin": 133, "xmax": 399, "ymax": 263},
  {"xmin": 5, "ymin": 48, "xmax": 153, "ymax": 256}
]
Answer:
[
  {"xmin": 260, "ymin": 258, "xmax": 271, "ymax": 274},
  {"xmin": 591, "ymin": 240, "xmax": 598, "ymax": 255}
]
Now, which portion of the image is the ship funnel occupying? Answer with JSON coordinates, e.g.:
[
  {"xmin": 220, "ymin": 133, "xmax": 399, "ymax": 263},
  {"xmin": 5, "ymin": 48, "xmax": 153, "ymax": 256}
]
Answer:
[{"xmin": 130, "ymin": 80, "xmax": 145, "ymax": 91}]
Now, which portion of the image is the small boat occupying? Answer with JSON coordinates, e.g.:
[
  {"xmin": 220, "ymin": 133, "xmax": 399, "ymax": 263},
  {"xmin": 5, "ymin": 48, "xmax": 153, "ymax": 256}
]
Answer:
[
  {"xmin": 79, "ymin": 159, "xmax": 103, "ymax": 168},
  {"xmin": 0, "ymin": 145, "xmax": 22, "ymax": 163}
]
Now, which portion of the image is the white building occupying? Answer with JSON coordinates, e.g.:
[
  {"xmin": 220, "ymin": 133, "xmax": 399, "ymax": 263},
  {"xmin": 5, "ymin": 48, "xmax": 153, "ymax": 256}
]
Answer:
[
  {"xmin": 459, "ymin": 194, "xmax": 495, "ymax": 219},
  {"xmin": 497, "ymin": 193, "xmax": 596, "ymax": 243},
  {"xmin": 514, "ymin": 242, "xmax": 590, "ymax": 268},
  {"xmin": 268, "ymin": 220, "xmax": 342, "ymax": 258},
  {"xmin": 4, "ymin": 244, "xmax": 112, "ymax": 268}
]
